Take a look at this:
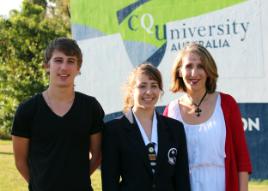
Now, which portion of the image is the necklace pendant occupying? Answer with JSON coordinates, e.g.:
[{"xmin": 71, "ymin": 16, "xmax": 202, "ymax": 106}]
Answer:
[{"xmin": 195, "ymin": 107, "xmax": 202, "ymax": 117}]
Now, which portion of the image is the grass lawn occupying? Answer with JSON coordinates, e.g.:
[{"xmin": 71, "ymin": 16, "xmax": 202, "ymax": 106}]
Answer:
[{"xmin": 1, "ymin": 140, "xmax": 267, "ymax": 191}]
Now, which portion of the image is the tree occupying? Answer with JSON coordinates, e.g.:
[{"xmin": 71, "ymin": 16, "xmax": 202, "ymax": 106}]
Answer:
[{"xmin": 0, "ymin": 0, "xmax": 71, "ymax": 138}]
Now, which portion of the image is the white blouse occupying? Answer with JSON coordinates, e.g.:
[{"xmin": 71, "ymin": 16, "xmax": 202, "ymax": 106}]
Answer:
[
  {"xmin": 132, "ymin": 110, "xmax": 158, "ymax": 154},
  {"xmin": 168, "ymin": 94, "xmax": 226, "ymax": 191}
]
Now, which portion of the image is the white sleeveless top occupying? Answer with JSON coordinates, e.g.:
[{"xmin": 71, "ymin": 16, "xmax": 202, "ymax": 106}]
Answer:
[{"xmin": 168, "ymin": 94, "xmax": 226, "ymax": 191}]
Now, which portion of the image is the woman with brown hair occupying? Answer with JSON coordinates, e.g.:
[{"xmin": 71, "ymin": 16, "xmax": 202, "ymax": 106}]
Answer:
[
  {"xmin": 102, "ymin": 63, "xmax": 190, "ymax": 191},
  {"xmin": 163, "ymin": 43, "xmax": 252, "ymax": 191}
]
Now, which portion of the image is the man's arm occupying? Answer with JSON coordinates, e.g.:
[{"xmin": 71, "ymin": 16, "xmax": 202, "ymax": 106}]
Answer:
[
  {"xmin": 12, "ymin": 136, "xmax": 30, "ymax": 183},
  {"xmin": 89, "ymin": 132, "xmax": 102, "ymax": 175}
]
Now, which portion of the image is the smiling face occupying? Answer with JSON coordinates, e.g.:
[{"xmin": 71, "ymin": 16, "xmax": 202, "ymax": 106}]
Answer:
[
  {"xmin": 132, "ymin": 73, "xmax": 161, "ymax": 112},
  {"xmin": 170, "ymin": 43, "xmax": 218, "ymax": 94},
  {"xmin": 45, "ymin": 50, "xmax": 80, "ymax": 88},
  {"xmin": 179, "ymin": 52, "xmax": 207, "ymax": 94}
]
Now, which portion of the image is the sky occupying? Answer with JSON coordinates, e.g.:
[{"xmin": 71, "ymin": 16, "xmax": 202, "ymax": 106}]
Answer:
[{"xmin": 0, "ymin": 0, "xmax": 23, "ymax": 17}]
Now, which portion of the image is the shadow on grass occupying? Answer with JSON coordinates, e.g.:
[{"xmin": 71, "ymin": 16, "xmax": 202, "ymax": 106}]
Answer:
[{"xmin": 0, "ymin": 152, "xmax": 13, "ymax": 155}]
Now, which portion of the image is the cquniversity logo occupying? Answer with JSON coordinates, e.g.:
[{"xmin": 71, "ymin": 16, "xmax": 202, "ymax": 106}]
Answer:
[
  {"xmin": 70, "ymin": 0, "xmax": 245, "ymax": 67},
  {"xmin": 116, "ymin": 0, "xmax": 166, "ymax": 67}
]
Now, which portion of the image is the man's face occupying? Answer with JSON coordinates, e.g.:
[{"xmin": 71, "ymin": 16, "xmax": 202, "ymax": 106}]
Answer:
[{"xmin": 45, "ymin": 50, "xmax": 80, "ymax": 88}]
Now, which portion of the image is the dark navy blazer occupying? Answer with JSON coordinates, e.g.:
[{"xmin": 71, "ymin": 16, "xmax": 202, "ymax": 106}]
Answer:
[{"xmin": 101, "ymin": 111, "xmax": 191, "ymax": 191}]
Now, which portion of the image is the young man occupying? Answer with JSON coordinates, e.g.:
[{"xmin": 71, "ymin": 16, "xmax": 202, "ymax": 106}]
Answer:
[{"xmin": 12, "ymin": 37, "xmax": 104, "ymax": 191}]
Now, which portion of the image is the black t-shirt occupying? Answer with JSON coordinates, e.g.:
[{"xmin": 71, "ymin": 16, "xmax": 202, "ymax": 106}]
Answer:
[{"xmin": 12, "ymin": 92, "xmax": 104, "ymax": 191}]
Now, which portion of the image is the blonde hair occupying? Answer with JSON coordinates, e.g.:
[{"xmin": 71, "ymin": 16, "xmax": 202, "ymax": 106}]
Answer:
[
  {"xmin": 123, "ymin": 63, "xmax": 163, "ymax": 113},
  {"xmin": 170, "ymin": 43, "xmax": 218, "ymax": 93}
]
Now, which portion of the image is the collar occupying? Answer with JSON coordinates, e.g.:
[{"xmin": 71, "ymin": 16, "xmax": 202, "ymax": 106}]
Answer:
[{"xmin": 132, "ymin": 109, "xmax": 158, "ymax": 153}]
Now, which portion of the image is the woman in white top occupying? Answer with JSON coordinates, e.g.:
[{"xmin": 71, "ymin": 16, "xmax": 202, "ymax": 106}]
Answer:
[{"xmin": 163, "ymin": 43, "xmax": 252, "ymax": 191}]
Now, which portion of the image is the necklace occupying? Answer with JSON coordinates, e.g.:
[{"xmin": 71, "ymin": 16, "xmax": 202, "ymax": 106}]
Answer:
[{"xmin": 188, "ymin": 91, "xmax": 207, "ymax": 117}]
